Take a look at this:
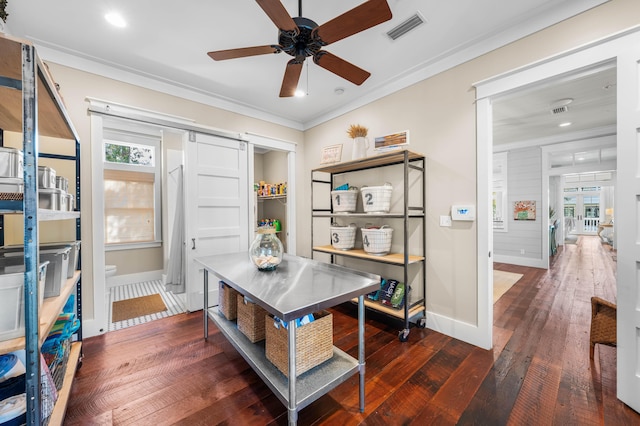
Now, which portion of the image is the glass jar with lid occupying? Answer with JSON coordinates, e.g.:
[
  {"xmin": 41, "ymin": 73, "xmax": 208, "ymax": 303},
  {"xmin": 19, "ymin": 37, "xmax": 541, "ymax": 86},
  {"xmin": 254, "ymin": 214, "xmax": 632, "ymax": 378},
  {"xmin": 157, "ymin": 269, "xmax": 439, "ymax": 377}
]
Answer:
[{"xmin": 250, "ymin": 228, "xmax": 283, "ymax": 271}]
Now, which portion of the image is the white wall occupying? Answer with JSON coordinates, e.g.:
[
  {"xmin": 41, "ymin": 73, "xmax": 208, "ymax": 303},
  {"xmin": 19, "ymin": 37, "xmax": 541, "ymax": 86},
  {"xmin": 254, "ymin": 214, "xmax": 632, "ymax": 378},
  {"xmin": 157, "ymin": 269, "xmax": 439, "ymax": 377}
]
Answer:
[{"xmin": 493, "ymin": 148, "xmax": 544, "ymax": 267}]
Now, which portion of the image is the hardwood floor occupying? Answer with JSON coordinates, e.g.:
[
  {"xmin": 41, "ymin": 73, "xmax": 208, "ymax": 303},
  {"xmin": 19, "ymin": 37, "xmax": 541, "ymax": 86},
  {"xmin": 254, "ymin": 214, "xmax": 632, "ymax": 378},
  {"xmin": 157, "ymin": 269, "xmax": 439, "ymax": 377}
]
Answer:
[{"xmin": 64, "ymin": 236, "xmax": 638, "ymax": 425}]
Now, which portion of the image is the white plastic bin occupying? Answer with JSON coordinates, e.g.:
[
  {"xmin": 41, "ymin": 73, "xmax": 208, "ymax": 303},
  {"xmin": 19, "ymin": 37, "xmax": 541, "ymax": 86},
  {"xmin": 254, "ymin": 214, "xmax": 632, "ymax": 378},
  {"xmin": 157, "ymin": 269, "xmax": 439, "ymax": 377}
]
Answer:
[
  {"xmin": 360, "ymin": 225, "xmax": 393, "ymax": 255},
  {"xmin": 0, "ymin": 246, "xmax": 71, "ymax": 297},
  {"xmin": 361, "ymin": 184, "xmax": 393, "ymax": 213},
  {"xmin": 330, "ymin": 224, "xmax": 357, "ymax": 250},
  {"xmin": 0, "ymin": 260, "xmax": 48, "ymax": 341},
  {"xmin": 40, "ymin": 241, "xmax": 80, "ymax": 278},
  {"xmin": 331, "ymin": 189, "xmax": 359, "ymax": 213}
]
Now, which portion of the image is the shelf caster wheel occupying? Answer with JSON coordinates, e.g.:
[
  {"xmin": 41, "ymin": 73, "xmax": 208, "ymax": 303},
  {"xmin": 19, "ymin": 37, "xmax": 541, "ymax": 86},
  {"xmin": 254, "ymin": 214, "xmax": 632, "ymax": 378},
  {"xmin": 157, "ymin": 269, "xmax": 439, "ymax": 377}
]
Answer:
[
  {"xmin": 417, "ymin": 318, "xmax": 427, "ymax": 328},
  {"xmin": 398, "ymin": 329, "xmax": 410, "ymax": 342}
]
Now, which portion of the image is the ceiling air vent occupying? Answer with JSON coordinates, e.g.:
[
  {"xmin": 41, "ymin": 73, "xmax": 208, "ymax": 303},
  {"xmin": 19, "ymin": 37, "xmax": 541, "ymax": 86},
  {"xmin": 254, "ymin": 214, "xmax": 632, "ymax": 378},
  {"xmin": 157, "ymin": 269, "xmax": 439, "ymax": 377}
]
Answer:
[
  {"xmin": 386, "ymin": 12, "xmax": 425, "ymax": 41},
  {"xmin": 551, "ymin": 105, "xmax": 569, "ymax": 115}
]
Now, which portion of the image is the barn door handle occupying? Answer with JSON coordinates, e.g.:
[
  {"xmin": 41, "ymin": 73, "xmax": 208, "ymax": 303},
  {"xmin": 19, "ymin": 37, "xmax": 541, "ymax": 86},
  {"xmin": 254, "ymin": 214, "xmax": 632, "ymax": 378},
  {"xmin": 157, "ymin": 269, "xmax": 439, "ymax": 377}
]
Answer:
[{"xmin": 192, "ymin": 238, "xmax": 196, "ymax": 250}]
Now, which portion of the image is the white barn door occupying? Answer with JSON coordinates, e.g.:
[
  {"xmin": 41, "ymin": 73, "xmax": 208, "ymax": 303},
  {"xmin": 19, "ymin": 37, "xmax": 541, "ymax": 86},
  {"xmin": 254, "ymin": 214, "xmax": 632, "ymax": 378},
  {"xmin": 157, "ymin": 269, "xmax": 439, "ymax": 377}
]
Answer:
[
  {"xmin": 184, "ymin": 132, "xmax": 248, "ymax": 311},
  {"xmin": 616, "ymin": 39, "xmax": 640, "ymax": 413}
]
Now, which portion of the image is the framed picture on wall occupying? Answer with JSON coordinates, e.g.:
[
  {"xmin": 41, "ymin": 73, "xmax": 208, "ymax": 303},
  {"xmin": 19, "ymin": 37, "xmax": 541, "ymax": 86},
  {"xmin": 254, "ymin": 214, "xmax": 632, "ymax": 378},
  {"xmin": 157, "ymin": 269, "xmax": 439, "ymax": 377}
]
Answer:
[
  {"xmin": 320, "ymin": 144, "xmax": 343, "ymax": 164},
  {"xmin": 514, "ymin": 200, "xmax": 536, "ymax": 220}
]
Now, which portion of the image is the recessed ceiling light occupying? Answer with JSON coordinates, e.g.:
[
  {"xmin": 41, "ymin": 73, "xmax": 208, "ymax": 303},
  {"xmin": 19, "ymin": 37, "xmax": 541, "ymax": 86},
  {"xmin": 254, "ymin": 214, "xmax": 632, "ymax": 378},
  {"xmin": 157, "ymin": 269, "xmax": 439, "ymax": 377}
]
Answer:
[
  {"xmin": 558, "ymin": 122, "xmax": 572, "ymax": 127},
  {"xmin": 294, "ymin": 90, "xmax": 306, "ymax": 98},
  {"xmin": 105, "ymin": 12, "xmax": 127, "ymax": 28},
  {"xmin": 551, "ymin": 98, "xmax": 573, "ymax": 108},
  {"xmin": 334, "ymin": 87, "xmax": 345, "ymax": 95}
]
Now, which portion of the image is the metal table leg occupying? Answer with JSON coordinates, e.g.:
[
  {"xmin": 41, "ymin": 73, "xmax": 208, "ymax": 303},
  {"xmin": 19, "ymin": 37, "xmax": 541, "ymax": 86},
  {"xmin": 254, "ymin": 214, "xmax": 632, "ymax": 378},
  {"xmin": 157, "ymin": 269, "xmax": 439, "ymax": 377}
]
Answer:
[
  {"xmin": 288, "ymin": 318, "xmax": 298, "ymax": 425},
  {"xmin": 358, "ymin": 294, "xmax": 366, "ymax": 412},
  {"xmin": 203, "ymin": 270, "xmax": 209, "ymax": 340}
]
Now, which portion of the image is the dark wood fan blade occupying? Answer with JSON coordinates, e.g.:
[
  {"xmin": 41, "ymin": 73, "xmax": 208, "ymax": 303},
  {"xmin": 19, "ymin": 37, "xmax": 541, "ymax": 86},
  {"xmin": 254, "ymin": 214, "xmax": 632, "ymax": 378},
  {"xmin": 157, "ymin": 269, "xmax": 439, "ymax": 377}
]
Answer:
[
  {"xmin": 207, "ymin": 45, "xmax": 281, "ymax": 61},
  {"xmin": 314, "ymin": 51, "xmax": 370, "ymax": 85},
  {"xmin": 280, "ymin": 60, "xmax": 303, "ymax": 97},
  {"xmin": 313, "ymin": 0, "xmax": 392, "ymax": 45},
  {"xmin": 256, "ymin": 0, "xmax": 298, "ymax": 32}
]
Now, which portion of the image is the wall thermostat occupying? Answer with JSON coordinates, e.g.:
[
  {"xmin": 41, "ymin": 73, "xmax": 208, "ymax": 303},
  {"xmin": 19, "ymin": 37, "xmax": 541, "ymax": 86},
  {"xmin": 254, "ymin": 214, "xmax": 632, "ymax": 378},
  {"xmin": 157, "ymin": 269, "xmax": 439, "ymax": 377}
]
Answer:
[{"xmin": 452, "ymin": 205, "xmax": 476, "ymax": 221}]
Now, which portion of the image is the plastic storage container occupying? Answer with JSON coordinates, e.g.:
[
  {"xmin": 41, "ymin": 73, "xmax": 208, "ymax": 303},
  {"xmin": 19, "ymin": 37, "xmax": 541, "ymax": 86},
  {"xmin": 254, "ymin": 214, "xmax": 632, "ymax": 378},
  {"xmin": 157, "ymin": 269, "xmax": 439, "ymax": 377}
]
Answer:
[
  {"xmin": 330, "ymin": 224, "xmax": 357, "ymax": 250},
  {"xmin": 360, "ymin": 225, "xmax": 393, "ymax": 255},
  {"xmin": 40, "ymin": 241, "xmax": 81, "ymax": 278},
  {"xmin": 37, "ymin": 166, "xmax": 56, "ymax": 189},
  {"xmin": 0, "ymin": 259, "xmax": 48, "ymax": 341},
  {"xmin": 330, "ymin": 189, "xmax": 359, "ymax": 213},
  {"xmin": 361, "ymin": 184, "xmax": 393, "ymax": 213},
  {"xmin": 38, "ymin": 188, "xmax": 64, "ymax": 210},
  {"xmin": 0, "ymin": 247, "xmax": 71, "ymax": 297},
  {"xmin": 0, "ymin": 147, "xmax": 23, "ymax": 179},
  {"xmin": 55, "ymin": 175, "xmax": 68, "ymax": 192}
]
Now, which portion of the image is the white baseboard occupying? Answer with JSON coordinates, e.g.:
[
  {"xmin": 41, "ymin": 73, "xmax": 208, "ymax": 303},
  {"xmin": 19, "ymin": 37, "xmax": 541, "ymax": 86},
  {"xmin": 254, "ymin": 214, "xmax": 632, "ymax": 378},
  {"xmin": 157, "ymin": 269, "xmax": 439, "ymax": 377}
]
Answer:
[
  {"xmin": 106, "ymin": 269, "xmax": 164, "ymax": 288},
  {"xmin": 425, "ymin": 310, "xmax": 492, "ymax": 349},
  {"xmin": 82, "ymin": 319, "xmax": 107, "ymax": 338},
  {"xmin": 188, "ymin": 288, "xmax": 219, "ymax": 312},
  {"xmin": 493, "ymin": 254, "xmax": 546, "ymax": 269}
]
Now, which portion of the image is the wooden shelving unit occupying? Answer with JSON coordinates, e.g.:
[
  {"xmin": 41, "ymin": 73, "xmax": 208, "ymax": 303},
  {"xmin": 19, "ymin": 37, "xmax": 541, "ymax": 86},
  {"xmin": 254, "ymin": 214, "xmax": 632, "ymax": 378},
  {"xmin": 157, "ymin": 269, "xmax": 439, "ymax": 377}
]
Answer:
[{"xmin": 311, "ymin": 150, "xmax": 427, "ymax": 342}]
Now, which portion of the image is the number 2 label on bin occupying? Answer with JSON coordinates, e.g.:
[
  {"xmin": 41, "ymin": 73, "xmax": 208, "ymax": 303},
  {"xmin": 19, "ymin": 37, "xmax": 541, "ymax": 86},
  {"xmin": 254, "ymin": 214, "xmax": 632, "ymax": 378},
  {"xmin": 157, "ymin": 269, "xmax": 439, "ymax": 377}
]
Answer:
[{"xmin": 365, "ymin": 193, "xmax": 373, "ymax": 205}]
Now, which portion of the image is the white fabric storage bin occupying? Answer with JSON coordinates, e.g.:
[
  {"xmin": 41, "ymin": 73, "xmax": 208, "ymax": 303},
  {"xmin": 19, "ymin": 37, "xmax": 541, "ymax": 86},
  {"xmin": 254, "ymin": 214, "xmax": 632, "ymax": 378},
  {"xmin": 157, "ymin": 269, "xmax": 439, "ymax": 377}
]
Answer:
[
  {"xmin": 331, "ymin": 189, "xmax": 358, "ymax": 212},
  {"xmin": 0, "ymin": 260, "xmax": 48, "ymax": 341},
  {"xmin": 361, "ymin": 184, "xmax": 393, "ymax": 213},
  {"xmin": 330, "ymin": 224, "xmax": 357, "ymax": 250}
]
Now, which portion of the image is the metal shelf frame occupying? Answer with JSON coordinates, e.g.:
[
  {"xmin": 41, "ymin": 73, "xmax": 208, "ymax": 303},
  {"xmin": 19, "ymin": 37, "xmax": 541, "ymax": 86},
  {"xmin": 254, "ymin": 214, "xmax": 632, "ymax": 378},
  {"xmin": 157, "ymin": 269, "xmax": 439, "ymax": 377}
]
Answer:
[
  {"xmin": 0, "ymin": 36, "xmax": 82, "ymax": 425},
  {"xmin": 311, "ymin": 150, "xmax": 427, "ymax": 341}
]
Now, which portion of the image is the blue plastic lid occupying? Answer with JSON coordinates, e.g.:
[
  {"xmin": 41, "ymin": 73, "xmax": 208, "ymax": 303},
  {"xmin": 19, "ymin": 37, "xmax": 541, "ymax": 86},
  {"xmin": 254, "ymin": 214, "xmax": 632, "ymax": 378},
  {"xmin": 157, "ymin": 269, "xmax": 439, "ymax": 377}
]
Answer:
[{"xmin": 0, "ymin": 354, "xmax": 18, "ymax": 378}]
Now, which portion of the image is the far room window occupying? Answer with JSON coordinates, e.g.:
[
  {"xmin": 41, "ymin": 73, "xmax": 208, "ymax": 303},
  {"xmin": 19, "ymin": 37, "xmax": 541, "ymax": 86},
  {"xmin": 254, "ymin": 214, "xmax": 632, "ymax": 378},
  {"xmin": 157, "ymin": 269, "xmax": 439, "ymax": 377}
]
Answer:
[{"xmin": 103, "ymin": 130, "xmax": 161, "ymax": 248}]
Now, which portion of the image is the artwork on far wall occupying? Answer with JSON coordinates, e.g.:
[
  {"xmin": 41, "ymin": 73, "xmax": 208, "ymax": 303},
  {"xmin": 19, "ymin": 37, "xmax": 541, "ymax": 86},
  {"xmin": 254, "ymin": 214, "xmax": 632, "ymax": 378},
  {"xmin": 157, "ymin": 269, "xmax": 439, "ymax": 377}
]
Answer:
[{"xmin": 514, "ymin": 200, "xmax": 536, "ymax": 220}]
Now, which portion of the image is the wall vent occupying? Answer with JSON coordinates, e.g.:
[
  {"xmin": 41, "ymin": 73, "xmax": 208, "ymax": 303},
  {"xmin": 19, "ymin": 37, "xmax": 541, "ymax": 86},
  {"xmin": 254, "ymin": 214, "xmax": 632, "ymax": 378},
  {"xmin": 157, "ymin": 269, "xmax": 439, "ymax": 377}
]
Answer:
[
  {"xmin": 386, "ymin": 12, "xmax": 425, "ymax": 41},
  {"xmin": 551, "ymin": 105, "xmax": 569, "ymax": 115}
]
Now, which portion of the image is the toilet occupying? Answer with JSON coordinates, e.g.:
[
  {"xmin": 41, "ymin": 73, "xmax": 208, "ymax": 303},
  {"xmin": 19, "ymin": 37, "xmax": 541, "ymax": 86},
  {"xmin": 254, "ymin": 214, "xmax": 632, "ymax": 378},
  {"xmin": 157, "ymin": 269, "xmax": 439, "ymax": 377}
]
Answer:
[{"xmin": 106, "ymin": 264, "xmax": 117, "ymax": 278}]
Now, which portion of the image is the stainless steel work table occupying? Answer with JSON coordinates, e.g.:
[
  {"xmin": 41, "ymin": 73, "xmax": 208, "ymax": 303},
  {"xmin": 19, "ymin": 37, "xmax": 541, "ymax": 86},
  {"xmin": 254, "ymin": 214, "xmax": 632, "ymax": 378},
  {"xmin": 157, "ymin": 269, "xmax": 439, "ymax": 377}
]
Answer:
[{"xmin": 198, "ymin": 252, "xmax": 380, "ymax": 425}]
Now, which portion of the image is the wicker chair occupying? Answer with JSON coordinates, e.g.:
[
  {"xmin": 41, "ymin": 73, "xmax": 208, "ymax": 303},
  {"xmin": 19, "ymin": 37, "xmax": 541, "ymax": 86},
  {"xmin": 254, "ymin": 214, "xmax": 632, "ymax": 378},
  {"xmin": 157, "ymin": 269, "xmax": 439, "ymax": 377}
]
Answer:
[{"xmin": 590, "ymin": 296, "xmax": 617, "ymax": 359}]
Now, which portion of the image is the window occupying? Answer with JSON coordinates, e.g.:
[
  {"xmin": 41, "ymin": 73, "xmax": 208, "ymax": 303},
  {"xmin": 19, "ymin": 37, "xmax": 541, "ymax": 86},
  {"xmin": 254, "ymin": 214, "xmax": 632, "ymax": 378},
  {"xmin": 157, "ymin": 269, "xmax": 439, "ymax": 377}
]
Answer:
[{"xmin": 103, "ymin": 129, "xmax": 161, "ymax": 248}]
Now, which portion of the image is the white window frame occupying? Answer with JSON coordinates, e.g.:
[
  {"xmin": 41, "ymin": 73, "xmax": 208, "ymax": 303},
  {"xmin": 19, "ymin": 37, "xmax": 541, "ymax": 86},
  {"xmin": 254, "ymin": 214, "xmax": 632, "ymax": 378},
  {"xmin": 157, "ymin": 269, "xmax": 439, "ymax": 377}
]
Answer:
[{"xmin": 103, "ymin": 126, "xmax": 162, "ymax": 251}]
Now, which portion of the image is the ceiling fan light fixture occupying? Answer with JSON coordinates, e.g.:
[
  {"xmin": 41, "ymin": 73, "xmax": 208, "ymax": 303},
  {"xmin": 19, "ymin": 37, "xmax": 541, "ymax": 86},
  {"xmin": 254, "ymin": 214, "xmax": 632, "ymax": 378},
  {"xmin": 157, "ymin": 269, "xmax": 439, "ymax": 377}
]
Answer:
[{"xmin": 105, "ymin": 11, "xmax": 126, "ymax": 28}]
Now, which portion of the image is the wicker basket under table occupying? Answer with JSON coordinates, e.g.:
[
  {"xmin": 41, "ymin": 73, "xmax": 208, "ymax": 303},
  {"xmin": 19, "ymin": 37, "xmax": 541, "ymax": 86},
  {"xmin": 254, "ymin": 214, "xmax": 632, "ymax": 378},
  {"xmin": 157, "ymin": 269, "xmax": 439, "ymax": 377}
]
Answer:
[
  {"xmin": 237, "ymin": 293, "xmax": 267, "ymax": 342},
  {"xmin": 265, "ymin": 310, "xmax": 333, "ymax": 377},
  {"xmin": 219, "ymin": 281, "xmax": 239, "ymax": 320}
]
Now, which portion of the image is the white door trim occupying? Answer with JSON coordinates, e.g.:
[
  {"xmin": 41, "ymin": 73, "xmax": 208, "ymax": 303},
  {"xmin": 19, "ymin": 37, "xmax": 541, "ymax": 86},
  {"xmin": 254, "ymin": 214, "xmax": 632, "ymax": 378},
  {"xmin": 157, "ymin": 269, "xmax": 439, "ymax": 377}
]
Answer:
[{"xmin": 475, "ymin": 27, "xmax": 640, "ymax": 354}]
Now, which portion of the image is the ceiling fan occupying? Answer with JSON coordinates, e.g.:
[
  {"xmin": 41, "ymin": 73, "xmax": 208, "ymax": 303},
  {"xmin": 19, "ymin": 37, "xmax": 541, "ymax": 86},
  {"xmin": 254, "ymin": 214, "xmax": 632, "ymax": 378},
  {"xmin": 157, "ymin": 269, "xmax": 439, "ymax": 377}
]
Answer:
[{"xmin": 207, "ymin": 0, "xmax": 393, "ymax": 97}]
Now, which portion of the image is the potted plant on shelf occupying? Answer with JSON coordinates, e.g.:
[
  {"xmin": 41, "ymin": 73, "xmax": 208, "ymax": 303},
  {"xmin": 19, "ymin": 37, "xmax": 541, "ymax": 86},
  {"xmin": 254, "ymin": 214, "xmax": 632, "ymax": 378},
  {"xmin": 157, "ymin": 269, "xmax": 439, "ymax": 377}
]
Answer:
[{"xmin": 0, "ymin": 0, "xmax": 8, "ymax": 33}]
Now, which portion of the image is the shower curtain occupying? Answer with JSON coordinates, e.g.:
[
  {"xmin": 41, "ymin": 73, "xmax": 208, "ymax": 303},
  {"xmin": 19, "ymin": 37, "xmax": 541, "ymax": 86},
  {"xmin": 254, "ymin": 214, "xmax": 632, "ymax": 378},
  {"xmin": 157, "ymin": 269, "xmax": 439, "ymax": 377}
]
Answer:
[{"xmin": 165, "ymin": 166, "xmax": 185, "ymax": 293}]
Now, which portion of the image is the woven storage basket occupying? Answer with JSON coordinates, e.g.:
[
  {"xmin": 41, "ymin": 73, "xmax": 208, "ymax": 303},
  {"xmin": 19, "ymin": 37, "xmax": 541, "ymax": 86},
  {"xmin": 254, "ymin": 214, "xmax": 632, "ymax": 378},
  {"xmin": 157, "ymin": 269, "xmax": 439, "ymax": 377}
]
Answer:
[
  {"xmin": 330, "ymin": 225, "xmax": 356, "ymax": 250},
  {"xmin": 331, "ymin": 189, "xmax": 358, "ymax": 212},
  {"xmin": 361, "ymin": 225, "xmax": 393, "ymax": 255},
  {"xmin": 265, "ymin": 311, "xmax": 333, "ymax": 377},
  {"xmin": 237, "ymin": 294, "xmax": 267, "ymax": 342},
  {"xmin": 361, "ymin": 184, "xmax": 393, "ymax": 213},
  {"xmin": 218, "ymin": 281, "xmax": 239, "ymax": 320}
]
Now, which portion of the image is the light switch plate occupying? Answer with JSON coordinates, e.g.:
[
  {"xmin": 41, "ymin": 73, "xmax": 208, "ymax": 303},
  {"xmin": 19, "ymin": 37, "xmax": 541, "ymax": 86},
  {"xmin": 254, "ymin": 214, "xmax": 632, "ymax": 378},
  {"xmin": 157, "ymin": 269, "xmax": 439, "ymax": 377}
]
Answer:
[{"xmin": 440, "ymin": 215, "xmax": 452, "ymax": 227}]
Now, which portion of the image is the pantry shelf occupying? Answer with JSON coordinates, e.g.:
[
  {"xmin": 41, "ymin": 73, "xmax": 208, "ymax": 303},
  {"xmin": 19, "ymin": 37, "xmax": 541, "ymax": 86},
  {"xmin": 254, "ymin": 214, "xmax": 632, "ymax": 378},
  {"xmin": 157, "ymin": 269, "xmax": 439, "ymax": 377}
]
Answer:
[{"xmin": 312, "ymin": 245, "xmax": 424, "ymax": 265}]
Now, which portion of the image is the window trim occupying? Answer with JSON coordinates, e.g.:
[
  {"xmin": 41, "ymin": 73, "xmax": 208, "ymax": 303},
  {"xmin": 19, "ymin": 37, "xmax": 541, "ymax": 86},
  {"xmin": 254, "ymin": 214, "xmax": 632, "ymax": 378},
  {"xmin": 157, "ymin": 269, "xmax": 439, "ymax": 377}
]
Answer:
[{"xmin": 103, "ymin": 129, "xmax": 162, "ymax": 247}]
